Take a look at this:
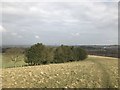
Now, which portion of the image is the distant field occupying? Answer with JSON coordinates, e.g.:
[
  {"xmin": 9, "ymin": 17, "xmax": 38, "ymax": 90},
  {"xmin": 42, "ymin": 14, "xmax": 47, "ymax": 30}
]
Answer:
[
  {"xmin": 0, "ymin": 54, "xmax": 2, "ymax": 68},
  {"xmin": 2, "ymin": 55, "xmax": 118, "ymax": 88},
  {"xmin": 1, "ymin": 53, "xmax": 28, "ymax": 68}
]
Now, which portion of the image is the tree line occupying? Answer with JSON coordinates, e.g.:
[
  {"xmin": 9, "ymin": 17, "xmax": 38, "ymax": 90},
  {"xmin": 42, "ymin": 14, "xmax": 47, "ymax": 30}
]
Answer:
[
  {"xmin": 24, "ymin": 43, "xmax": 88, "ymax": 65},
  {"xmin": 3, "ymin": 43, "xmax": 88, "ymax": 66}
]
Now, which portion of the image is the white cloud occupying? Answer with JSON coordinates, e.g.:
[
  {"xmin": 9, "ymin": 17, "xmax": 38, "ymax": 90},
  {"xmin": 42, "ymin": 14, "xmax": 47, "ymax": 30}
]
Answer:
[
  {"xmin": 18, "ymin": 35, "xmax": 23, "ymax": 38},
  {"xmin": 2, "ymin": 2, "xmax": 118, "ymax": 45},
  {"xmin": 11, "ymin": 32, "xmax": 23, "ymax": 38},
  {"xmin": 0, "ymin": 25, "xmax": 6, "ymax": 32},
  {"xmin": 75, "ymin": 33, "xmax": 80, "ymax": 36},
  {"xmin": 21, "ymin": 29, "xmax": 27, "ymax": 32},
  {"xmin": 1, "ymin": 0, "xmax": 119, "ymax": 3},
  {"xmin": 71, "ymin": 32, "xmax": 80, "ymax": 36},
  {"xmin": 11, "ymin": 32, "xmax": 17, "ymax": 36},
  {"xmin": 29, "ymin": 6, "xmax": 38, "ymax": 12},
  {"xmin": 35, "ymin": 35, "xmax": 40, "ymax": 39}
]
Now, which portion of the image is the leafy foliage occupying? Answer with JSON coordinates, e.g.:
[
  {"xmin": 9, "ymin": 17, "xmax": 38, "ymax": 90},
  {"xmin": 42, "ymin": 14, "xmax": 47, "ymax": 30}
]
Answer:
[
  {"xmin": 25, "ymin": 43, "xmax": 54, "ymax": 65},
  {"xmin": 73, "ymin": 47, "xmax": 88, "ymax": 60},
  {"xmin": 54, "ymin": 45, "xmax": 74, "ymax": 63},
  {"xmin": 25, "ymin": 43, "xmax": 88, "ymax": 65}
]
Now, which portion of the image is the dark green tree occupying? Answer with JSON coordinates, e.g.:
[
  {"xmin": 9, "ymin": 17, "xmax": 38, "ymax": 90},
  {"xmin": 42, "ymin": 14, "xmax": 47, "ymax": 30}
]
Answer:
[
  {"xmin": 25, "ymin": 43, "xmax": 88, "ymax": 65},
  {"xmin": 73, "ymin": 47, "xmax": 88, "ymax": 61},
  {"xmin": 54, "ymin": 46, "xmax": 65, "ymax": 63},
  {"xmin": 42, "ymin": 47, "xmax": 54, "ymax": 64},
  {"xmin": 25, "ymin": 43, "xmax": 53, "ymax": 65},
  {"xmin": 54, "ymin": 45, "xmax": 75, "ymax": 63}
]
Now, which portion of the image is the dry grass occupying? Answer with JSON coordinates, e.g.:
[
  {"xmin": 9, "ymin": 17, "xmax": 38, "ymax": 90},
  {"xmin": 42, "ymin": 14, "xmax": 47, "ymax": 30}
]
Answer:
[{"xmin": 2, "ymin": 55, "xmax": 118, "ymax": 88}]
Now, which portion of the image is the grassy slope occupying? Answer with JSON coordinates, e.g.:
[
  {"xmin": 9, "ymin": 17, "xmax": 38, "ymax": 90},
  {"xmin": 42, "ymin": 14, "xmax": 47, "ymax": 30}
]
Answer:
[
  {"xmin": 2, "ymin": 55, "xmax": 118, "ymax": 88},
  {"xmin": 2, "ymin": 54, "xmax": 28, "ymax": 68},
  {"xmin": 0, "ymin": 54, "xmax": 2, "ymax": 88},
  {"xmin": 0, "ymin": 54, "xmax": 1, "ymax": 69}
]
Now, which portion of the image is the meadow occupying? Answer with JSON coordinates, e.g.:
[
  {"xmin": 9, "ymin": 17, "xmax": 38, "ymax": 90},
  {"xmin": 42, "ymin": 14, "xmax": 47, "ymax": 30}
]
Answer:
[
  {"xmin": 0, "ymin": 54, "xmax": 2, "ymax": 68},
  {"xmin": 1, "ymin": 55, "xmax": 118, "ymax": 88},
  {"xmin": 2, "ymin": 53, "xmax": 28, "ymax": 68}
]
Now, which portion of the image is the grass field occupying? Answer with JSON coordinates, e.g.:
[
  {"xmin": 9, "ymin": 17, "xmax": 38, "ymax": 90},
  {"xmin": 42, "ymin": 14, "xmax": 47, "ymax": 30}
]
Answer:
[
  {"xmin": 1, "ymin": 55, "xmax": 118, "ymax": 88},
  {"xmin": 0, "ymin": 54, "xmax": 2, "ymax": 68},
  {"xmin": 0, "ymin": 54, "xmax": 2, "ymax": 88},
  {"xmin": 2, "ymin": 53, "xmax": 28, "ymax": 68}
]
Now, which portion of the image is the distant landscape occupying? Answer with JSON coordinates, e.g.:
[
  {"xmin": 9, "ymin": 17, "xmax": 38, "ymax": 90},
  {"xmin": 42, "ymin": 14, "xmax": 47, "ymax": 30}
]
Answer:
[
  {"xmin": 1, "ymin": 1, "xmax": 118, "ymax": 89},
  {"xmin": 1, "ymin": 44, "xmax": 118, "ymax": 57},
  {"xmin": 0, "ymin": 44, "xmax": 119, "ymax": 88},
  {"xmin": 1, "ymin": 44, "xmax": 118, "ymax": 69}
]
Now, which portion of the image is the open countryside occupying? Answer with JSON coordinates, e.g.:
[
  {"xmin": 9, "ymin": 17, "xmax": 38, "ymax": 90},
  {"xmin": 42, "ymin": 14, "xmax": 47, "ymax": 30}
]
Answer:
[
  {"xmin": 1, "ymin": 1, "xmax": 118, "ymax": 89},
  {"xmin": 1, "ymin": 55, "xmax": 118, "ymax": 88}
]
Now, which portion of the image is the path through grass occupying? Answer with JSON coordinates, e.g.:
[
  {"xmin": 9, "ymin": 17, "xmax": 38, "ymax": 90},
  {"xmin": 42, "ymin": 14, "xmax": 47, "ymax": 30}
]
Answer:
[{"xmin": 2, "ymin": 55, "xmax": 118, "ymax": 88}]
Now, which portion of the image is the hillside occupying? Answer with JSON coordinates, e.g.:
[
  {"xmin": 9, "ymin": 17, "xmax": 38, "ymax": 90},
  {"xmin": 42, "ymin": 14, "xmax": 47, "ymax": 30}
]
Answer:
[{"xmin": 2, "ymin": 55, "xmax": 118, "ymax": 88}]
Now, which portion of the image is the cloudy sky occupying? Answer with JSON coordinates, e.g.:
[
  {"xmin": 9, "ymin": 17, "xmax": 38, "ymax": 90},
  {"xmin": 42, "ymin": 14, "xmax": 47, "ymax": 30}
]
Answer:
[{"xmin": 0, "ymin": 1, "xmax": 118, "ymax": 45}]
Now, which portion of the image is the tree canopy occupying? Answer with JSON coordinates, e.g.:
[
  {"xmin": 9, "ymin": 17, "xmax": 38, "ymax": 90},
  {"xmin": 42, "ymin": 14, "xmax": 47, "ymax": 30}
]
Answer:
[{"xmin": 25, "ymin": 43, "xmax": 88, "ymax": 65}]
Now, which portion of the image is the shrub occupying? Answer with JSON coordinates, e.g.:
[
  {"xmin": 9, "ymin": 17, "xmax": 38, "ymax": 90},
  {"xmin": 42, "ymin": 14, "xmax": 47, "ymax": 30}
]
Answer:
[
  {"xmin": 54, "ymin": 45, "xmax": 77, "ymax": 63},
  {"xmin": 25, "ymin": 43, "xmax": 54, "ymax": 65},
  {"xmin": 25, "ymin": 43, "xmax": 88, "ymax": 65},
  {"xmin": 53, "ymin": 46, "xmax": 65, "ymax": 63},
  {"xmin": 73, "ymin": 47, "xmax": 88, "ymax": 61}
]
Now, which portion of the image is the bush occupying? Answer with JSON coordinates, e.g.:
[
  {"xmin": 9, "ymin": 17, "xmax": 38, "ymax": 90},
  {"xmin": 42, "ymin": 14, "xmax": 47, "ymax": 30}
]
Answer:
[
  {"xmin": 53, "ymin": 46, "xmax": 65, "ymax": 63},
  {"xmin": 53, "ymin": 45, "xmax": 87, "ymax": 63},
  {"xmin": 73, "ymin": 47, "xmax": 88, "ymax": 61},
  {"xmin": 25, "ymin": 43, "xmax": 54, "ymax": 65},
  {"xmin": 25, "ymin": 43, "xmax": 88, "ymax": 65}
]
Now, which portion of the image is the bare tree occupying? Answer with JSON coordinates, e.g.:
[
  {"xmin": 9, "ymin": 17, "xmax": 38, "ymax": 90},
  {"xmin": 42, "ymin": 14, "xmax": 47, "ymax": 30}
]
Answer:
[{"xmin": 6, "ymin": 48, "xmax": 24, "ymax": 67}]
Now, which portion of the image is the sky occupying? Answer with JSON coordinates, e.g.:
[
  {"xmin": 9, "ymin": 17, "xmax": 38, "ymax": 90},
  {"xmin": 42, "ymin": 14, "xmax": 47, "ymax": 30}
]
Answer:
[{"xmin": 0, "ymin": 1, "xmax": 118, "ymax": 45}]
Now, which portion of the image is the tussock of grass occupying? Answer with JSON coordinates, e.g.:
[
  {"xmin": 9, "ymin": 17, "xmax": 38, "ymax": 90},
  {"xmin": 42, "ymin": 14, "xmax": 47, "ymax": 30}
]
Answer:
[{"xmin": 2, "ymin": 55, "xmax": 118, "ymax": 88}]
